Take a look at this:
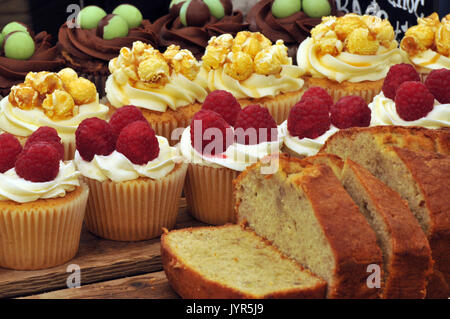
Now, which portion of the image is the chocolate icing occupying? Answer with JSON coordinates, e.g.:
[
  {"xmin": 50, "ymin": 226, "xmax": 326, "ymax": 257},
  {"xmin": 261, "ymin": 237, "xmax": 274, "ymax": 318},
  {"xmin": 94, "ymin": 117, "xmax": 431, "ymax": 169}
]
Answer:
[
  {"xmin": 58, "ymin": 19, "xmax": 158, "ymax": 75},
  {"xmin": 0, "ymin": 31, "xmax": 64, "ymax": 95},
  {"xmin": 152, "ymin": 0, "xmax": 249, "ymax": 59}
]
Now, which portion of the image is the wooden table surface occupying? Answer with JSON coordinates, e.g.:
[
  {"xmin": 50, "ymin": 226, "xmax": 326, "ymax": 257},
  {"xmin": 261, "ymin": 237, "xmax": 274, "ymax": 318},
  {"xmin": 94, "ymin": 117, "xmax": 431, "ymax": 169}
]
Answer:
[{"xmin": 0, "ymin": 198, "xmax": 205, "ymax": 299}]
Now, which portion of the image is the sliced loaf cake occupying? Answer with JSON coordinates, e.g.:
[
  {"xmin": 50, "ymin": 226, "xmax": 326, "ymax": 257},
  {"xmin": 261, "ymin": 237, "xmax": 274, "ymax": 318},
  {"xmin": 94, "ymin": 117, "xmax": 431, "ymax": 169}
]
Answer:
[
  {"xmin": 160, "ymin": 225, "xmax": 326, "ymax": 299},
  {"xmin": 234, "ymin": 154, "xmax": 383, "ymax": 298}
]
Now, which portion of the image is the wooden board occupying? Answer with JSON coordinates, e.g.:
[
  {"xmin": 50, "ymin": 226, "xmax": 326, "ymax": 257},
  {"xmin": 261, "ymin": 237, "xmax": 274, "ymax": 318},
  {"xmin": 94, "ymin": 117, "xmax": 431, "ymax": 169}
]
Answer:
[{"xmin": 0, "ymin": 198, "xmax": 204, "ymax": 299}]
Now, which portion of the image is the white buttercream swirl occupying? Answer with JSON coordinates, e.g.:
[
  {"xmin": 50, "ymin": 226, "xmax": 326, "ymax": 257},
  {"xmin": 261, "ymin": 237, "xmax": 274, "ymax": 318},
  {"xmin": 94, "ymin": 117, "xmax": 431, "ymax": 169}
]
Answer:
[
  {"xmin": 280, "ymin": 120, "xmax": 339, "ymax": 157},
  {"xmin": 197, "ymin": 64, "xmax": 304, "ymax": 99},
  {"xmin": 180, "ymin": 126, "xmax": 284, "ymax": 171},
  {"xmin": 0, "ymin": 161, "xmax": 81, "ymax": 203},
  {"xmin": 406, "ymin": 49, "xmax": 450, "ymax": 74},
  {"xmin": 369, "ymin": 92, "xmax": 450, "ymax": 128},
  {"xmin": 74, "ymin": 136, "xmax": 181, "ymax": 182},
  {"xmin": 105, "ymin": 72, "xmax": 208, "ymax": 112},
  {"xmin": 297, "ymin": 38, "xmax": 407, "ymax": 83},
  {"xmin": 0, "ymin": 95, "xmax": 109, "ymax": 144}
]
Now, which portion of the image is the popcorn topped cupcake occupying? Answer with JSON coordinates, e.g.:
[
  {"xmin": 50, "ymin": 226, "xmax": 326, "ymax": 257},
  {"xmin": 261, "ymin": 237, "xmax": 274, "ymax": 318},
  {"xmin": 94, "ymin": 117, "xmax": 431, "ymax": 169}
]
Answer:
[{"xmin": 400, "ymin": 13, "xmax": 450, "ymax": 78}]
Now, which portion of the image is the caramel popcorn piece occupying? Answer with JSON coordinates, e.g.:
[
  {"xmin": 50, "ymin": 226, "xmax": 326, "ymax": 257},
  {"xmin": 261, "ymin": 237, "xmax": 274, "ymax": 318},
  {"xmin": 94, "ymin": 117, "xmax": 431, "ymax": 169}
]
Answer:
[
  {"xmin": 401, "ymin": 24, "xmax": 435, "ymax": 56},
  {"xmin": 225, "ymin": 51, "xmax": 254, "ymax": 81},
  {"xmin": 362, "ymin": 15, "xmax": 395, "ymax": 48},
  {"xmin": 254, "ymin": 40, "xmax": 290, "ymax": 75},
  {"xmin": 8, "ymin": 84, "xmax": 40, "ymax": 110},
  {"xmin": 418, "ymin": 12, "xmax": 441, "ymax": 32},
  {"xmin": 137, "ymin": 54, "xmax": 170, "ymax": 87},
  {"xmin": 202, "ymin": 34, "xmax": 234, "ymax": 70},
  {"xmin": 232, "ymin": 31, "xmax": 271, "ymax": 58},
  {"xmin": 67, "ymin": 78, "xmax": 97, "ymax": 105},
  {"xmin": 25, "ymin": 71, "xmax": 63, "ymax": 96},
  {"xmin": 58, "ymin": 68, "xmax": 78, "ymax": 89},
  {"xmin": 42, "ymin": 90, "xmax": 76, "ymax": 119},
  {"xmin": 345, "ymin": 28, "xmax": 379, "ymax": 55},
  {"xmin": 436, "ymin": 18, "xmax": 450, "ymax": 57},
  {"xmin": 164, "ymin": 45, "xmax": 200, "ymax": 81},
  {"xmin": 334, "ymin": 14, "xmax": 367, "ymax": 41}
]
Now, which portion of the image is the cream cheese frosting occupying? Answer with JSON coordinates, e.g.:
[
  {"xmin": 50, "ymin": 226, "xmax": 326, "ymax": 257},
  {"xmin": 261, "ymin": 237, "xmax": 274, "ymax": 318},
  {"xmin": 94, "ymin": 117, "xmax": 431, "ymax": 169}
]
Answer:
[
  {"xmin": 0, "ymin": 161, "xmax": 81, "ymax": 203},
  {"xmin": 297, "ymin": 38, "xmax": 407, "ymax": 83},
  {"xmin": 0, "ymin": 95, "xmax": 109, "ymax": 144},
  {"xmin": 180, "ymin": 125, "xmax": 284, "ymax": 171},
  {"xmin": 406, "ymin": 49, "xmax": 450, "ymax": 74},
  {"xmin": 74, "ymin": 136, "xmax": 181, "ymax": 182},
  {"xmin": 369, "ymin": 91, "xmax": 450, "ymax": 128},
  {"xmin": 280, "ymin": 120, "xmax": 339, "ymax": 157}
]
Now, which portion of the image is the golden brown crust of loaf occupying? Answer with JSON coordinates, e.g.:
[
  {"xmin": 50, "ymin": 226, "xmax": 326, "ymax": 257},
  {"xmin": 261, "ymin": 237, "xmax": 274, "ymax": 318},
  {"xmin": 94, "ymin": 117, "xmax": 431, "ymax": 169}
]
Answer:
[
  {"xmin": 346, "ymin": 159, "xmax": 433, "ymax": 299},
  {"xmin": 160, "ymin": 225, "xmax": 327, "ymax": 299}
]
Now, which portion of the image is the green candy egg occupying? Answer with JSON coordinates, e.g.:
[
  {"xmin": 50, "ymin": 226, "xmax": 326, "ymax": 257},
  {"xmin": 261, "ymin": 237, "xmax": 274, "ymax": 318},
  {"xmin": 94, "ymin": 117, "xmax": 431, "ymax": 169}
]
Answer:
[
  {"xmin": 170, "ymin": 0, "xmax": 187, "ymax": 8},
  {"xmin": 0, "ymin": 33, "xmax": 3, "ymax": 48},
  {"xmin": 271, "ymin": 0, "xmax": 301, "ymax": 19},
  {"xmin": 3, "ymin": 31, "xmax": 35, "ymax": 60},
  {"xmin": 78, "ymin": 5, "xmax": 107, "ymax": 29},
  {"xmin": 179, "ymin": 1, "xmax": 190, "ymax": 27},
  {"xmin": 302, "ymin": 0, "xmax": 331, "ymax": 19},
  {"xmin": 112, "ymin": 4, "xmax": 143, "ymax": 29},
  {"xmin": 2, "ymin": 22, "xmax": 29, "ymax": 36},
  {"xmin": 100, "ymin": 14, "xmax": 129, "ymax": 40},
  {"xmin": 203, "ymin": 0, "xmax": 225, "ymax": 20}
]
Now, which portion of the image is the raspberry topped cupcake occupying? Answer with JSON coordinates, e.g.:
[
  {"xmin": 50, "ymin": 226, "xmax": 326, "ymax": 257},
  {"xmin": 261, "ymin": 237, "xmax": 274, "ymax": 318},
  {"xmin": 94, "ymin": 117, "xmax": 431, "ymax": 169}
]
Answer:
[
  {"xmin": 297, "ymin": 13, "xmax": 407, "ymax": 103},
  {"xmin": 105, "ymin": 41, "xmax": 207, "ymax": 145},
  {"xmin": 74, "ymin": 106, "xmax": 187, "ymax": 241},
  {"xmin": 0, "ymin": 129, "xmax": 88, "ymax": 270},
  {"xmin": 0, "ymin": 21, "xmax": 64, "ymax": 97},
  {"xmin": 180, "ymin": 90, "xmax": 284, "ymax": 225},
  {"xmin": 369, "ymin": 64, "xmax": 450, "ymax": 129},
  {"xmin": 400, "ymin": 13, "xmax": 450, "ymax": 80},
  {"xmin": 0, "ymin": 68, "xmax": 109, "ymax": 160},
  {"xmin": 281, "ymin": 86, "xmax": 371, "ymax": 158},
  {"xmin": 198, "ymin": 31, "xmax": 305, "ymax": 124}
]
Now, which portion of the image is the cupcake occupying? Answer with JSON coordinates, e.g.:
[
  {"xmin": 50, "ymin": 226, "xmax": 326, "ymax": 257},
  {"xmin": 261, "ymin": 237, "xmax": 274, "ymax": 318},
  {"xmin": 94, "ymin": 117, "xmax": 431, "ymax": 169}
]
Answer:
[
  {"xmin": 152, "ymin": 0, "xmax": 249, "ymax": 59},
  {"xmin": 281, "ymin": 86, "xmax": 371, "ymax": 158},
  {"xmin": 247, "ymin": 0, "xmax": 343, "ymax": 61},
  {"xmin": 105, "ymin": 41, "xmax": 207, "ymax": 145},
  {"xmin": 58, "ymin": 4, "xmax": 158, "ymax": 96},
  {"xmin": 297, "ymin": 13, "xmax": 407, "ymax": 103},
  {"xmin": 0, "ymin": 68, "xmax": 109, "ymax": 160},
  {"xmin": 369, "ymin": 64, "xmax": 450, "ymax": 129},
  {"xmin": 180, "ymin": 91, "xmax": 284, "ymax": 225},
  {"xmin": 0, "ymin": 131, "xmax": 88, "ymax": 270},
  {"xmin": 74, "ymin": 106, "xmax": 187, "ymax": 241},
  {"xmin": 198, "ymin": 31, "xmax": 305, "ymax": 124},
  {"xmin": 400, "ymin": 13, "xmax": 450, "ymax": 81},
  {"xmin": 0, "ymin": 21, "xmax": 65, "ymax": 97}
]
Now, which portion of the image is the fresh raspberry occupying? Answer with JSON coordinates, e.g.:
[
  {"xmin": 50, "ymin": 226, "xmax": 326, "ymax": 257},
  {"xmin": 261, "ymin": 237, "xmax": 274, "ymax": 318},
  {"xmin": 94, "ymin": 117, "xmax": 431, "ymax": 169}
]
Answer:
[
  {"xmin": 75, "ymin": 118, "xmax": 116, "ymax": 162},
  {"xmin": 202, "ymin": 90, "xmax": 242, "ymax": 126},
  {"xmin": 330, "ymin": 95, "xmax": 371, "ymax": 129},
  {"xmin": 24, "ymin": 127, "xmax": 64, "ymax": 160},
  {"xmin": 424, "ymin": 69, "xmax": 450, "ymax": 104},
  {"xmin": 15, "ymin": 142, "xmax": 60, "ymax": 182},
  {"xmin": 116, "ymin": 121, "xmax": 160, "ymax": 165},
  {"xmin": 395, "ymin": 81, "xmax": 435, "ymax": 121},
  {"xmin": 190, "ymin": 109, "xmax": 233, "ymax": 156},
  {"xmin": 109, "ymin": 105, "xmax": 147, "ymax": 136},
  {"xmin": 0, "ymin": 133, "xmax": 22, "ymax": 173},
  {"xmin": 300, "ymin": 87, "xmax": 334, "ymax": 111},
  {"xmin": 287, "ymin": 97, "xmax": 330, "ymax": 139},
  {"xmin": 382, "ymin": 63, "xmax": 420, "ymax": 100},
  {"xmin": 234, "ymin": 104, "xmax": 278, "ymax": 145}
]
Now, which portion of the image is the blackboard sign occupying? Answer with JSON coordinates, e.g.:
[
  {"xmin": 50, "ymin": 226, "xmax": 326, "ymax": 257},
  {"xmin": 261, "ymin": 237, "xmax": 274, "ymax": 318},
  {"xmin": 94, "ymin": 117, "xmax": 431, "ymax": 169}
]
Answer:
[{"xmin": 336, "ymin": 0, "xmax": 439, "ymax": 39}]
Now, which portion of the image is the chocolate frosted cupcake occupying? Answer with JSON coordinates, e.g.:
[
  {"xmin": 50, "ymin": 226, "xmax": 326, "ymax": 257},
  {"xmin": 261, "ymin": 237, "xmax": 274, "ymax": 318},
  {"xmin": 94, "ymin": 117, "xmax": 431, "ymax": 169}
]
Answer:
[
  {"xmin": 0, "ymin": 22, "xmax": 64, "ymax": 97},
  {"xmin": 247, "ymin": 0, "xmax": 342, "ymax": 61},
  {"xmin": 58, "ymin": 4, "xmax": 158, "ymax": 96},
  {"xmin": 152, "ymin": 0, "xmax": 249, "ymax": 59}
]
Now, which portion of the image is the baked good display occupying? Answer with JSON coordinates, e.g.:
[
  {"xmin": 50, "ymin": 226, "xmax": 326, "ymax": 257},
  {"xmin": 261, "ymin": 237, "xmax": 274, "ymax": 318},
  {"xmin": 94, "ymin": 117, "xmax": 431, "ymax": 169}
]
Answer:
[
  {"xmin": 297, "ymin": 13, "xmax": 407, "ymax": 103},
  {"xmin": 152, "ymin": 0, "xmax": 249, "ymax": 59},
  {"xmin": 400, "ymin": 13, "xmax": 450, "ymax": 80},
  {"xmin": 105, "ymin": 41, "xmax": 207, "ymax": 145},
  {"xmin": 0, "ymin": 21, "xmax": 65, "ymax": 97},
  {"xmin": 74, "ymin": 106, "xmax": 187, "ymax": 241},
  {"xmin": 0, "ymin": 68, "xmax": 109, "ymax": 160},
  {"xmin": 198, "ymin": 31, "xmax": 305, "ymax": 124},
  {"xmin": 320, "ymin": 126, "xmax": 450, "ymax": 298},
  {"xmin": 234, "ymin": 154, "xmax": 383, "ymax": 298},
  {"xmin": 0, "ymin": 129, "xmax": 88, "ymax": 270},
  {"xmin": 180, "ymin": 91, "xmax": 283, "ymax": 225},
  {"xmin": 247, "ymin": 0, "xmax": 342, "ymax": 61},
  {"xmin": 161, "ymin": 224, "xmax": 326, "ymax": 298},
  {"xmin": 58, "ymin": 4, "xmax": 158, "ymax": 96}
]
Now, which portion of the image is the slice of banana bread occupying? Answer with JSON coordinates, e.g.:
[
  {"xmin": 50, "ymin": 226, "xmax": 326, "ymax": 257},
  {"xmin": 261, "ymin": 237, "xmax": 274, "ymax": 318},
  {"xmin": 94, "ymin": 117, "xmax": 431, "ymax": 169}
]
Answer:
[
  {"xmin": 234, "ymin": 154, "xmax": 383, "ymax": 298},
  {"xmin": 161, "ymin": 225, "xmax": 326, "ymax": 299}
]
